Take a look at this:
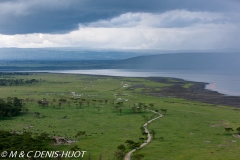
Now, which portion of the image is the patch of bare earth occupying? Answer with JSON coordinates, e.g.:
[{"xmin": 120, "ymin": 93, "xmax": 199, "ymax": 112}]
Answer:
[{"xmin": 53, "ymin": 136, "xmax": 77, "ymax": 145}]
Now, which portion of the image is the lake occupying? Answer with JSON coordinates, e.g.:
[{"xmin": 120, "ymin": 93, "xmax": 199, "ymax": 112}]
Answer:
[{"xmin": 29, "ymin": 69, "xmax": 240, "ymax": 96}]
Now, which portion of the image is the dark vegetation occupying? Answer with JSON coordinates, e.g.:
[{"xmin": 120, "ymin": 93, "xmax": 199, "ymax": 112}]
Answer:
[
  {"xmin": 0, "ymin": 97, "xmax": 23, "ymax": 119},
  {"xmin": 0, "ymin": 93, "xmax": 158, "ymax": 159},
  {"xmin": 1, "ymin": 72, "xmax": 240, "ymax": 159},
  {"xmin": 0, "ymin": 72, "xmax": 30, "ymax": 76},
  {"xmin": 0, "ymin": 79, "xmax": 40, "ymax": 86},
  {"xmin": 0, "ymin": 72, "xmax": 40, "ymax": 86},
  {"xmin": 0, "ymin": 96, "xmax": 56, "ymax": 158},
  {"xmin": 138, "ymin": 77, "xmax": 240, "ymax": 108},
  {"xmin": 0, "ymin": 130, "xmax": 53, "ymax": 159}
]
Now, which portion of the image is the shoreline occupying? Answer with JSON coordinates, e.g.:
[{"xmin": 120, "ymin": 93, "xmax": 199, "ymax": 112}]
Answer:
[
  {"xmin": 1, "ymin": 71, "xmax": 240, "ymax": 108},
  {"xmin": 2, "ymin": 69, "xmax": 240, "ymax": 96},
  {"xmin": 145, "ymin": 77, "xmax": 240, "ymax": 108}
]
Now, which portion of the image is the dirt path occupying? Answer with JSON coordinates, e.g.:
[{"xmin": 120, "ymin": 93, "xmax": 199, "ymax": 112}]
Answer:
[{"xmin": 124, "ymin": 109, "xmax": 162, "ymax": 160}]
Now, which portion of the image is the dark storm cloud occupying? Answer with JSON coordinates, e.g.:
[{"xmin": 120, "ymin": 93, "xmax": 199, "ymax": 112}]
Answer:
[{"xmin": 0, "ymin": 0, "xmax": 239, "ymax": 34}]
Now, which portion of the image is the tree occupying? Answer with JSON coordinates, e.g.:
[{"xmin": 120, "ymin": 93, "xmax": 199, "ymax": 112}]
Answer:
[
  {"xmin": 137, "ymin": 107, "xmax": 142, "ymax": 112},
  {"xmin": 117, "ymin": 144, "xmax": 126, "ymax": 152},
  {"xmin": 225, "ymin": 127, "xmax": 234, "ymax": 133},
  {"xmin": 88, "ymin": 153, "xmax": 91, "ymax": 160},
  {"xmin": 58, "ymin": 102, "xmax": 62, "ymax": 109},
  {"xmin": 150, "ymin": 130, "xmax": 156, "ymax": 139},
  {"xmin": 149, "ymin": 103, "xmax": 154, "ymax": 109},
  {"xmin": 79, "ymin": 101, "xmax": 83, "ymax": 108},
  {"xmin": 131, "ymin": 107, "xmax": 136, "ymax": 113},
  {"xmin": 142, "ymin": 132, "xmax": 148, "ymax": 137},
  {"xmin": 116, "ymin": 102, "xmax": 123, "ymax": 106},
  {"xmin": 139, "ymin": 137, "xmax": 145, "ymax": 142},
  {"xmin": 0, "ymin": 97, "xmax": 23, "ymax": 119},
  {"xmin": 160, "ymin": 109, "xmax": 167, "ymax": 114},
  {"xmin": 75, "ymin": 131, "xmax": 86, "ymax": 138},
  {"xmin": 70, "ymin": 145, "xmax": 80, "ymax": 151},
  {"xmin": 138, "ymin": 103, "xmax": 145, "ymax": 107},
  {"xmin": 114, "ymin": 106, "xmax": 119, "ymax": 112},
  {"xmin": 25, "ymin": 98, "xmax": 29, "ymax": 103},
  {"xmin": 143, "ymin": 105, "xmax": 147, "ymax": 111},
  {"xmin": 236, "ymin": 127, "xmax": 240, "ymax": 133},
  {"xmin": 104, "ymin": 100, "xmax": 108, "ymax": 104},
  {"xmin": 59, "ymin": 98, "xmax": 66, "ymax": 103},
  {"xmin": 37, "ymin": 100, "xmax": 42, "ymax": 106},
  {"xmin": 114, "ymin": 151, "xmax": 125, "ymax": 160},
  {"xmin": 86, "ymin": 101, "xmax": 90, "ymax": 106},
  {"xmin": 0, "ymin": 130, "xmax": 53, "ymax": 158},
  {"xmin": 125, "ymin": 140, "xmax": 140, "ymax": 149},
  {"xmin": 114, "ymin": 144, "xmax": 126, "ymax": 160},
  {"xmin": 34, "ymin": 112, "xmax": 40, "ymax": 118},
  {"xmin": 92, "ymin": 99, "xmax": 96, "ymax": 105},
  {"xmin": 119, "ymin": 108, "xmax": 122, "ymax": 114},
  {"xmin": 22, "ymin": 107, "xmax": 29, "ymax": 114},
  {"xmin": 98, "ymin": 100, "xmax": 103, "ymax": 104},
  {"xmin": 125, "ymin": 140, "xmax": 135, "ymax": 146},
  {"xmin": 99, "ymin": 154, "xmax": 102, "ymax": 160},
  {"xmin": 131, "ymin": 142, "xmax": 140, "ymax": 149},
  {"xmin": 41, "ymin": 101, "xmax": 49, "ymax": 108},
  {"xmin": 142, "ymin": 115, "xmax": 148, "ymax": 120}
]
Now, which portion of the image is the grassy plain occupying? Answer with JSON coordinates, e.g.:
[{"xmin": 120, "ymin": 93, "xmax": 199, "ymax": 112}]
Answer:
[{"xmin": 0, "ymin": 73, "xmax": 240, "ymax": 160}]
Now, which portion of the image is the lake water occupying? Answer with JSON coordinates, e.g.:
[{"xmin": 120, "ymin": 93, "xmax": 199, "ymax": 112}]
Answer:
[{"xmin": 30, "ymin": 69, "xmax": 240, "ymax": 96}]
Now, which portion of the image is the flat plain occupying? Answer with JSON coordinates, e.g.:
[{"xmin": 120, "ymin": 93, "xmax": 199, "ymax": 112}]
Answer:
[{"xmin": 1, "ymin": 73, "xmax": 240, "ymax": 160}]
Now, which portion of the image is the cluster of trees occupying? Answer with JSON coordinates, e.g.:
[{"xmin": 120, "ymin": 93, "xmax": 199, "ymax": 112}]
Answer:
[
  {"xmin": 75, "ymin": 131, "xmax": 86, "ymax": 138},
  {"xmin": 114, "ymin": 143, "xmax": 145, "ymax": 160},
  {"xmin": 36, "ymin": 97, "xmax": 113, "ymax": 110},
  {"xmin": 114, "ymin": 144, "xmax": 127, "ymax": 160},
  {"xmin": 130, "ymin": 103, "xmax": 154, "ymax": 113},
  {"xmin": 0, "ymin": 97, "xmax": 23, "ymax": 119},
  {"xmin": 125, "ymin": 140, "xmax": 141, "ymax": 149},
  {"xmin": 0, "ymin": 130, "xmax": 53, "ymax": 159},
  {"xmin": 37, "ymin": 98, "xmax": 49, "ymax": 108},
  {"xmin": 37, "ymin": 97, "xmax": 161, "ymax": 116},
  {"xmin": 225, "ymin": 127, "xmax": 240, "ymax": 133},
  {"xmin": 0, "ymin": 72, "xmax": 30, "ymax": 77},
  {"xmin": 0, "ymin": 78, "xmax": 40, "ymax": 86}
]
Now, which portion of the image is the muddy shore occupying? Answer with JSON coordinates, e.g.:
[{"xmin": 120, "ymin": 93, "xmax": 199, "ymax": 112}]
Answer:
[{"xmin": 143, "ymin": 77, "xmax": 240, "ymax": 108}]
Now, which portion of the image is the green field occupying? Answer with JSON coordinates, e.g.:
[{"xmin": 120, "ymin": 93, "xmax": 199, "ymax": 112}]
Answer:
[{"xmin": 0, "ymin": 73, "xmax": 240, "ymax": 160}]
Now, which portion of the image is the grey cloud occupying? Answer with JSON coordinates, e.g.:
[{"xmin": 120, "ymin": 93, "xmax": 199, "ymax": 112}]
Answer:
[
  {"xmin": 157, "ymin": 12, "xmax": 229, "ymax": 28},
  {"xmin": 88, "ymin": 11, "xmax": 232, "ymax": 29},
  {"xmin": 0, "ymin": 0, "xmax": 239, "ymax": 34}
]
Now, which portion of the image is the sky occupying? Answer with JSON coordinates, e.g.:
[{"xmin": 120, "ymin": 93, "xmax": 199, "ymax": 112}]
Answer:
[{"xmin": 0, "ymin": 0, "xmax": 240, "ymax": 50}]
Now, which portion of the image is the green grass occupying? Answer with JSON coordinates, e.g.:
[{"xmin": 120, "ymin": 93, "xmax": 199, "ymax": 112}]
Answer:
[
  {"xmin": 135, "ymin": 102, "xmax": 240, "ymax": 160},
  {"xmin": 183, "ymin": 83, "xmax": 194, "ymax": 89},
  {"xmin": 1, "ymin": 73, "xmax": 240, "ymax": 160}
]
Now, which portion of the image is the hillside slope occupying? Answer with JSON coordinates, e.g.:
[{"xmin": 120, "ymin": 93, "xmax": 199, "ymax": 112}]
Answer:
[{"xmin": 119, "ymin": 53, "xmax": 240, "ymax": 71}]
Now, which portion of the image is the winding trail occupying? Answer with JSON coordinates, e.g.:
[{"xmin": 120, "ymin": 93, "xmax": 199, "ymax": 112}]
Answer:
[{"xmin": 124, "ymin": 109, "xmax": 162, "ymax": 160}]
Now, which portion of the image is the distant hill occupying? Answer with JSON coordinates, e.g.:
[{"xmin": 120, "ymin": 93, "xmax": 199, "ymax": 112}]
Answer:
[
  {"xmin": 0, "ymin": 48, "xmax": 141, "ymax": 61},
  {"xmin": 0, "ymin": 48, "xmax": 239, "ymax": 72},
  {"xmin": 118, "ymin": 52, "xmax": 240, "ymax": 72}
]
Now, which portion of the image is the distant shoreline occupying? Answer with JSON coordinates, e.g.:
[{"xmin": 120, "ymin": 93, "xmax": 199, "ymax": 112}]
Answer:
[
  {"xmin": 1, "ymin": 70, "xmax": 240, "ymax": 108},
  {"xmin": 145, "ymin": 77, "xmax": 240, "ymax": 108},
  {"xmin": 3, "ymin": 69, "xmax": 239, "ymax": 95}
]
